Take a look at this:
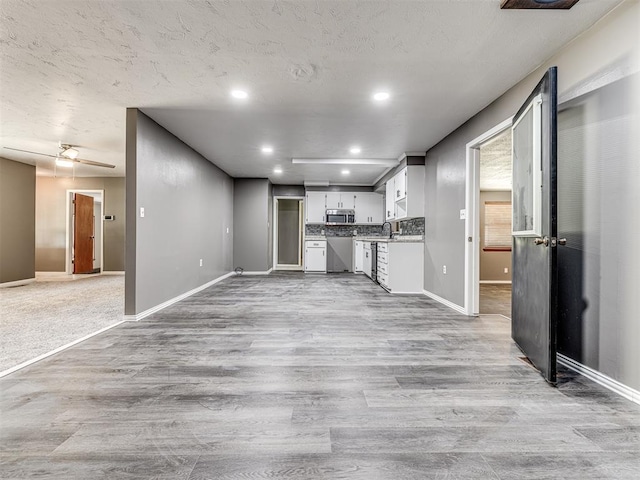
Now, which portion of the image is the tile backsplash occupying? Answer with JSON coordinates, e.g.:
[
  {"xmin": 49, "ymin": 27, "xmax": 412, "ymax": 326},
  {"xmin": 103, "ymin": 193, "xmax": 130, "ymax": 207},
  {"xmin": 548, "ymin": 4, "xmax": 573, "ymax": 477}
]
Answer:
[
  {"xmin": 306, "ymin": 224, "xmax": 385, "ymax": 237},
  {"xmin": 305, "ymin": 217, "xmax": 424, "ymax": 238},
  {"xmin": 398, "ymin": 217, "xmax": 425, "ymax": 236}
]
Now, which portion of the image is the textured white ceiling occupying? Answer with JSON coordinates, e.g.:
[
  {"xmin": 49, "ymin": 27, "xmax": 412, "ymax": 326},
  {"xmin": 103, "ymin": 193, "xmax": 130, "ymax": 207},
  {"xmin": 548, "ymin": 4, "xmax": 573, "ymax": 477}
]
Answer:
[
  {"xmin": 480, "ymin": 130, "xmax": 512, "ymax": 191},
  {"xmin": 0, "ymin": 0, "xmax": 625, "ymax": 183}
]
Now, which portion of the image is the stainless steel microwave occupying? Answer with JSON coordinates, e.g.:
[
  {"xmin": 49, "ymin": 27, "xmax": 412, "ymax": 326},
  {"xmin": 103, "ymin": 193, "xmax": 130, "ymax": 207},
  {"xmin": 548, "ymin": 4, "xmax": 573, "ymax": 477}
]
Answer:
[{"xmin": 325, "ymin": 209, "xmax": 355, "ymax": 225}]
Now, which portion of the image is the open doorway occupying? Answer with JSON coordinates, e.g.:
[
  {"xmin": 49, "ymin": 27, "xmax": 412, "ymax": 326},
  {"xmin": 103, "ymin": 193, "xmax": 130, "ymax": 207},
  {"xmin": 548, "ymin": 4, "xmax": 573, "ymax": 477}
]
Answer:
[
  {"xmin": 465, "ymin": 119, "xmax": 513, "ymax": 316},
  {"xmin": 273, "ymin": 197, "xmax": 304, "ymax": 271},
  {"xmin": 66, "ymin": 189, "xmax": 104, "ymax": 275}
]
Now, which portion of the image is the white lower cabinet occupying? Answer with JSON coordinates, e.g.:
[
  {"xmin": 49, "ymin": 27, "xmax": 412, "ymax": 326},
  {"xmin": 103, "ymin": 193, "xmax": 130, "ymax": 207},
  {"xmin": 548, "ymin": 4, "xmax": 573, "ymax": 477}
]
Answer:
[
  {"xmin": 363, "ymin": 242, "xmax": 372, "ymax": 278},
  {"xmin": 353, "ymin": 240, "xmax": 364, "ymax": 273},
  {"xmin": 376, "ymin": 241, "xmax": 423, "ymax": 293},
  {"xmin": 304, "ymin": 240, "xmax": 327, "ymax": 272}
]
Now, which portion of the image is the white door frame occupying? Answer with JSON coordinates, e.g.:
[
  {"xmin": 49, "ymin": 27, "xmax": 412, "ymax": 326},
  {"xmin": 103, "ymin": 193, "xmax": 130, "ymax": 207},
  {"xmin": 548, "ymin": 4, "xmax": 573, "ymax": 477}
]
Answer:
[
  {"xmin": 464, "ymin": 118, "xmax": 512, "ymax": 315},
  {"xmin": 273, "ymin": 196, "xmax": 305, "ymax": 271},
  {"xmin": 65, "ymin": 189, "xmax": 104, "ymax": 274}
]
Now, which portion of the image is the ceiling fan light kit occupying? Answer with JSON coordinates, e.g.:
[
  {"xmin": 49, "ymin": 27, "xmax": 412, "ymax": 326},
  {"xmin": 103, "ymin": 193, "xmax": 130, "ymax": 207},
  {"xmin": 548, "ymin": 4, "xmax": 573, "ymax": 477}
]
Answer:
[
  {"xmin": 501, "ymin": 0, "xmax": 580, "ymax": 9},
  {"xmin": 55, "ymin": 158, "xmax": 74, "ymax": 168},
  {"xmin": 59, "ymin": 146, "xmax": 79, "ymax": 159}
]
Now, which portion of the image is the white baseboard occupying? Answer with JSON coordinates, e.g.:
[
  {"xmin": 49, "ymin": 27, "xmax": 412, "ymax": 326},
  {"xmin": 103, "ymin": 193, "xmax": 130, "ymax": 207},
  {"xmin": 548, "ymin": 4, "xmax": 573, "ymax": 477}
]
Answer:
[
  {"xmin": 241, "ymin": 268, "xmax": 273, "ymax": 275},
  {"xmin": 558, "ymin": 353, "xmax": 640, "ymax": 406},
  {"xmin": 124, "ymin": 271, "xmax": 235, "ymax": 322},
  {"xmin": 101, "ymin": 271, "xmax": 125, "ymax": 275},
  {"xmin": 479, "ymin": 280, "xmax": 512, "ymax": 285},
  {"xmin": 0, "ymin": 320, "xmax": 125, "ymax": 378},
  {"xmin": 0, "ymin": 278, "xmax": 35, "ymax": 288},
  {"xmin": 422, "ymin": 289, "xmax": 467, "ymax": 315}
]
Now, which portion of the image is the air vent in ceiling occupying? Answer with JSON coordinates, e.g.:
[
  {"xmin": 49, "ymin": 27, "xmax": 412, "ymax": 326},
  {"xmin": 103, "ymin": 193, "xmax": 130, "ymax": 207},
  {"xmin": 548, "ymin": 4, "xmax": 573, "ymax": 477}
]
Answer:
[{"xmin": 501, "ymin": 0, "xmax": 580, "ymax": 9}]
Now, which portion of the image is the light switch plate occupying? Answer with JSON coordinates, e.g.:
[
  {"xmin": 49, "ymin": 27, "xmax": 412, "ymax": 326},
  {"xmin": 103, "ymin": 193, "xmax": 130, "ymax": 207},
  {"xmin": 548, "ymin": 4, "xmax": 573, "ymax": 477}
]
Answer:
[
  {"xmin": 459, "ymin": 209, "xmax": 466, "ymax": 220},
  {"xmin": 140, "ymin": 207, "xmax": 145, "ymax": 218}
]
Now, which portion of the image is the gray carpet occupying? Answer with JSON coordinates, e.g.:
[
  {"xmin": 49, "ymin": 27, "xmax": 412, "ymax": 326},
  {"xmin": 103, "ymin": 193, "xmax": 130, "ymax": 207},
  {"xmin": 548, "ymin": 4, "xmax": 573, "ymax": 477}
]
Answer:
[{"xmin": 0, "ymin": 275, "xmax": 124, "ymax": 372}]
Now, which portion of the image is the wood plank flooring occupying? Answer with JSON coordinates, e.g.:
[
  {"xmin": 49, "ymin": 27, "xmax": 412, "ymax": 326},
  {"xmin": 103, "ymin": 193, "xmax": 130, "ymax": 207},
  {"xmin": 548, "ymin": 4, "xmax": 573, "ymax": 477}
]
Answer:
[{"xmin": 1, "ymin": 272, "xmax": 639, "ymax": 479}]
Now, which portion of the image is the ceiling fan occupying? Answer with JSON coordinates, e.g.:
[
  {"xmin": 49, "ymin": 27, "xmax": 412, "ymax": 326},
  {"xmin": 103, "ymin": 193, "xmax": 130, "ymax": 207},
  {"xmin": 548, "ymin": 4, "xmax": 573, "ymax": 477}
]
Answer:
[{"xmin": 4, "ymin": 142, "xmax": 116, "ymax": 169}]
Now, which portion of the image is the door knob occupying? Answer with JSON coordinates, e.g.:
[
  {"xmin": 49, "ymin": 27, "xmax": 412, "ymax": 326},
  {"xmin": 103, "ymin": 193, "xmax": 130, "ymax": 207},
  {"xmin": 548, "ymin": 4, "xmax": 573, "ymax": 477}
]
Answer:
[
  {"xmin": 534, "ymin": 236, "xmax": 549, "ymax": 246},
  {"xmin": 558, "ymin": 238, "xmax": 567, "ymax": 246}
]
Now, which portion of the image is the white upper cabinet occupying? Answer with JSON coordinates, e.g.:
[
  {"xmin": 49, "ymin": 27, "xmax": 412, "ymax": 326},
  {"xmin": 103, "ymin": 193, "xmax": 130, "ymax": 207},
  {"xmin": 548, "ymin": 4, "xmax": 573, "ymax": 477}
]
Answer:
[
  {"xmin": 354, "ymin": 192, "xmax": 383, "ymax": 224},
  {"xmin": 305, "ymin": 190, "xmax": 383, "ymax": 224},
  {"xmin": 326, "ymin": 192, "xmax": 355, "ymax": 210},
  {"xmin": 384, "ymin": 165, "xmax": 425, "ymax": 221},
  {"xmin": 394, "ymin": 169, "xmax": 407, "ymax": 201},
  {"xmin": 385, "ymin": 180, "xmax": 396, "ymax": 221},
  {"xmin": 305, "ymin": 192, "xmax": 327, "ymax": 224}
]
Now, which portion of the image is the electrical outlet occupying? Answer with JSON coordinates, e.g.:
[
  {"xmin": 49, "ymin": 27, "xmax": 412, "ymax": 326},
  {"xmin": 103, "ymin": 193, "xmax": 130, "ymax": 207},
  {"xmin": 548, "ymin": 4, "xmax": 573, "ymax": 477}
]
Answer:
[
  {"xmin": 226, "ymin": 227, "xmax": 229, "ymax": 234},
  {"xmin": 443, "ymin": 265, "xmax": 447, "ymax": 274},
  {"xmin": 504, "ymin": 267, "xmax": 509, "ymax": 274},
  {"xmin": 199, "ymin": 259, "xmax": 203, "ymax": 267},
  {"xmin": 140, "ymin": 207, "xmax": 145, "ymax": 218}
]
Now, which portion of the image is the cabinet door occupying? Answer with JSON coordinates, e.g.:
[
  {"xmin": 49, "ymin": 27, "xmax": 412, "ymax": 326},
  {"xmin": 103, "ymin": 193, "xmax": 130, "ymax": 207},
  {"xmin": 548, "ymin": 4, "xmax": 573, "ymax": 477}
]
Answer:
[
  {"xmin": 355, "ymin": 193, "xmax": 383, "ymax": 224},
  {"xmin": 304, "ymin": 246, "xmax": 326, "ymax": 271},
  {"xmin": 341, "ymin": 193, "xmax": 356, "ymax": 210},
  {"xmin": 325, "ymin": 192, "xmax": 341, "ymax": 209},
  {"xmin": 354, "ymin": 241, "xmax": 364, "ymax": 272},
  {"xmin": 394, "ymin": 168, "xmax": 407, "ymax": 201},
  {"xmin": 363, "ymin": 243, "xmax": 372, "ymax": 278},
  {"xmin": 305, "ymin": 192, "xmax": 326, "ymax": 224},
  {"xmin": 385, "ymin": 180, "xmax": 395, "ymax": 220}
]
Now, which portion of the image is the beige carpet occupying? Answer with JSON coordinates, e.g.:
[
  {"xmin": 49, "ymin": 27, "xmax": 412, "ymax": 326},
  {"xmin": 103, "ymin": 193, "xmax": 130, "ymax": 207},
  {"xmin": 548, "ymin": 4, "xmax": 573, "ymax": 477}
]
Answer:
[{"xmin": 0, "ymin": 275, "xmax": 124, "ymax": 373}]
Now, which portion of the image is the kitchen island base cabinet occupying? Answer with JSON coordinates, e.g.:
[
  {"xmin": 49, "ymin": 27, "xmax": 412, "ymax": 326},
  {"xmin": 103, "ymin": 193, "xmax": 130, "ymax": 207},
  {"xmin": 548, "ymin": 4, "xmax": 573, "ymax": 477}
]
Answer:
[
  {"xmin": 377, "ymin": 242, "xmax": 423, "ymax": 293},
  {"xmin": 304, "ymin": 240, "xmax": 327, "ymax": 273}
]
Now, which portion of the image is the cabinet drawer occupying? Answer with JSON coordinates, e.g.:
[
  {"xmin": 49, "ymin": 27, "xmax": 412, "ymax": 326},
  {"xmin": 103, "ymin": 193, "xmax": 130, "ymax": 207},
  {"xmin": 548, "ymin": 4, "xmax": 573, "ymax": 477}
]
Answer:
[
  {"xmin": 377, "ymin": 242, "xmax": 388, "ymax": 253},
  {"xmin": 306, "ymin": 241, "xmax": 326, "ymax": 248},
  {"xmin": 377, "ymin": 251, "xmax": 388, "ymax": 264},
  {"xmin": 377, "ymin": 271, "xmax": 389, "ymax": 287},
  {"xmin": 377, "ymin": 261, "xmax": 388, "ymax": 275}
]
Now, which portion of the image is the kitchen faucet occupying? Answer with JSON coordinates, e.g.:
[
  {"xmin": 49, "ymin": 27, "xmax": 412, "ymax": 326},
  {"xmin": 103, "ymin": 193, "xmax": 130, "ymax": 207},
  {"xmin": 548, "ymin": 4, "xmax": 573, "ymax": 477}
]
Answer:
[{"xmin": 382, "ymin": 221, "xmax": 393, "ymax": 239}]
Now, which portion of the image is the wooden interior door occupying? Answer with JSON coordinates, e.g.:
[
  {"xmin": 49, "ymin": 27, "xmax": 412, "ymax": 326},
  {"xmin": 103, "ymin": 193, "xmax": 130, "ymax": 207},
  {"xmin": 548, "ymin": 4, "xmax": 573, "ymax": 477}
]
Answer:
[
  {"xmin": 511, "ymin": 67, "xmax": 559, "ymax": 384},
  {"xmin": 73, "ymin": 193, "xmax": 95, "ymax": 274}
]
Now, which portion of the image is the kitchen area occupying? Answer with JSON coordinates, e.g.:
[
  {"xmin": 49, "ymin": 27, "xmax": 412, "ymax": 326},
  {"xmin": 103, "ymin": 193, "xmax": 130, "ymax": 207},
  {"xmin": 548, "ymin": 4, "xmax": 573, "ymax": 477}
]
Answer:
[{"xmin": 303, "ymin": 159, "xmax": 425, "ymax": 294}]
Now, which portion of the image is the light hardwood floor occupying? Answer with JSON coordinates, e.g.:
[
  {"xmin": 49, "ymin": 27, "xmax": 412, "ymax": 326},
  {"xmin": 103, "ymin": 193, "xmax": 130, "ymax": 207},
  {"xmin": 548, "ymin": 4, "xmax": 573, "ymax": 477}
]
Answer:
[{"xmin": 1, "ymin": 272, "xmax": 639, "ymax": 479}]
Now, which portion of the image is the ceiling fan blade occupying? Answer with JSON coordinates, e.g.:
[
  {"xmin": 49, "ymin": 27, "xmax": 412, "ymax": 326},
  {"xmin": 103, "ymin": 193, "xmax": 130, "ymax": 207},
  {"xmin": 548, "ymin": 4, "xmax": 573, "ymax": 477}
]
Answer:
[
  {"xmin": 3, "ymin": 147, "xmax": 57, "ymax": 158},
  {"xmin": 4, "ymin": 146, "xmax": 116, "ymax": 169},
  {"xmin": 73, "ymin": 158, "xmax": 116, "ymax": 169}
]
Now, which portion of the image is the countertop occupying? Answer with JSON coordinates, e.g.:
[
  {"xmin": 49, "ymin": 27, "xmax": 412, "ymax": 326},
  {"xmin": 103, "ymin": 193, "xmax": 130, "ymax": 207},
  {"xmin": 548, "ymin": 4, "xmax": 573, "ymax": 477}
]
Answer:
[
  {"xmin": 305, "ymin": 235, "xmax": 424, "ymax": 243},
  {"xmin": 355, "ymin": 235, "xmax": 424, "ymax": 243}
]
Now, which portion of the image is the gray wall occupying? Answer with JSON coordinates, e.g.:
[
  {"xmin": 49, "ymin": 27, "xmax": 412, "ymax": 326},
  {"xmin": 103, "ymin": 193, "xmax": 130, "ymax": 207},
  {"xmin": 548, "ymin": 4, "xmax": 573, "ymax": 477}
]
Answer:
[
  {"xmin": 125, "ymin": 109, "xmax": 234, "ymax": 315},
  {"xmin": 35, "ymin": 176, "xmax": 125, "ymax": 272},
  {"xmin": 423, "ymin": 0, "xmax": 639, "ymax": 390},
  {"xmin": 0, "ymin": 158, "xmax": 35, "ymax": 283},
  {"xmin": 479, "ymin": 191, "xmax": 512, "ymax": 282},
  {"xmin": 233, "ymin": 178, "xmax": 272, "ymax": 272}
]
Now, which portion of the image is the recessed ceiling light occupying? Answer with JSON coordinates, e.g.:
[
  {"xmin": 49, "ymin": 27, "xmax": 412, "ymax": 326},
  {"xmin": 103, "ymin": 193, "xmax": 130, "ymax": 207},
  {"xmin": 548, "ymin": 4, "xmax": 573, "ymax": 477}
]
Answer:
[
  {"xmin": 373, "ymin": 91, "xmax": 390, "ymax": 101},
  {"xmin": 349, "ymin": 146, "xmax": 361, "ymax": 154},
  {"xmin": 341, "ymin": 169, "xmax": 350, "ymax": 175},
  {"xmin": 273, "ymin": 167, "xmax": 283, "ymax": 174},
  {"xmin": 231, "ymin": 89, "xmax": 248, "ymax": 99},
  {"xmin": 261, "ymin": 146, "xmax": 273, "ymax": 154}
]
